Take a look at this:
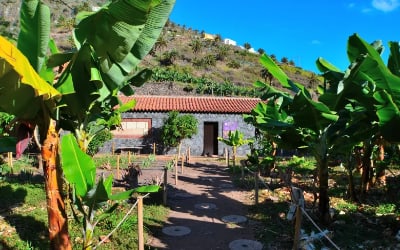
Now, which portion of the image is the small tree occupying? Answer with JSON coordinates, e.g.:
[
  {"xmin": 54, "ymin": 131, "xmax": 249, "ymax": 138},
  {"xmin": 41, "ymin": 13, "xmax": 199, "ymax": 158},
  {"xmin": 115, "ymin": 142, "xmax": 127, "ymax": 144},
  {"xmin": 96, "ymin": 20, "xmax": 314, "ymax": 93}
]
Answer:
[{"xmin": 161, "ymin": 111, "xmax": 198, "ymax": 156}]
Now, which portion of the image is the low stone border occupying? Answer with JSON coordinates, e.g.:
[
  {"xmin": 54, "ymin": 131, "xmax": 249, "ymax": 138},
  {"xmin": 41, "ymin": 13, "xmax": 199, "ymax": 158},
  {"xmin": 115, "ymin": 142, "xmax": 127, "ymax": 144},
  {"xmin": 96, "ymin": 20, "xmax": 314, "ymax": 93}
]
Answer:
[
  {"xmin": 221, "ymin": 215, "xmax": 247, "ymax": 224},
  {"xmin": 229, "ymin": 239, "xmax": 263, "ymax": 250},
  {"xmin": 162, "ymin": 226, "xmax": 191, "ymax": 237}
]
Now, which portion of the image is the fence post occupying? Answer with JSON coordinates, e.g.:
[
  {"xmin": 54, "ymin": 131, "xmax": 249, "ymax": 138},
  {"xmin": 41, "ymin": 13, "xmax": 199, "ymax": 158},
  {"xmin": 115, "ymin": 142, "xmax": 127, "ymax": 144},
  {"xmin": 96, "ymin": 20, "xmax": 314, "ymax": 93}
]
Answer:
[
  {"xmin": 137, "ymin": 196, "xmax": 144, "ymax": 250},
  {"xmin": 181, "ymin": 155, "xmax": 184, "ymax": 174},
  {"xmin": 7, "ymin": 152, "xmax": 13, "ymax": 168},
  {"xmin": 225, "ymin": 148, "xmax": 229, "ymax": 167},
  {"xmin": 291, "ymin": 187, "xmax": 304, "ymax": 250},
  {"xmin": 116, "ymin": 154, "xmax": 120, "ymax": 179},
  {"xmin": 153, "ymin": 142, "xmax": 156, "ymax": 155},
  {"xmin": 174, "ymin": 157, "xmax": 178, "ymax": 185},
  {"xmin": 163, "ymin": 167, "xmax": 168, "ymax": 206},
  {"xmin": 254, "ymin": 171, "xmax": 259, "ymax": 205}
]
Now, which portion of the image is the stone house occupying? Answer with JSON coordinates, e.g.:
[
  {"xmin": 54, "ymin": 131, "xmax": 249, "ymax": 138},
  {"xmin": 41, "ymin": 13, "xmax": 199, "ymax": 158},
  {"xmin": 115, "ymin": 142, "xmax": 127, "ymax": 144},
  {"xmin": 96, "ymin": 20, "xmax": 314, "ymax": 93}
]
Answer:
[{"xmin": 101, "ymin": 95, "xmax": 261, "ymax": 156}]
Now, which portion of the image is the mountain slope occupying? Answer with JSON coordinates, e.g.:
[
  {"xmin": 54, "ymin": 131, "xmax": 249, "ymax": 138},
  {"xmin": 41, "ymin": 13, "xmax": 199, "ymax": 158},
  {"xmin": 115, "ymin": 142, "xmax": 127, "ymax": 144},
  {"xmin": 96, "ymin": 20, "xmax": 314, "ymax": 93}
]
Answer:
[{"xmin": 0, "ymin": 0, "xmax": 321, "ymax": 97}]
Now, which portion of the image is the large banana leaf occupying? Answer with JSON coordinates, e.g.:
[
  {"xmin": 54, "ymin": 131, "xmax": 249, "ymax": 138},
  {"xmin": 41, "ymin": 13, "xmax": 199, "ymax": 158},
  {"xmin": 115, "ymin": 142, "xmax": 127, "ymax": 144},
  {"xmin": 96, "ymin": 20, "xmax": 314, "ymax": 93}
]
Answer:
[
  {"xmin": 17, "ymin": 0, "xmax": 50, "ymax": 72},
  {"xmin": 53, "ymin": 0, "xmax": 175, "ymax": 131},
  {"xmin": 61, "ymin": 133, "xmax": 96, "ymax": 197},
  {"xmin": 292, "ymin": 89, "xmax": 338, "ymax": 132},
  {"xmin": 259, "ymin": 54, "xmax": 299, "ymax": 92},
  {"xmin": 72, "ymin": 0, "xmax": 175, "ymax": 92},
  {"xmin": 388, "ymin": 41, "xmax": 400, "ymax": 77},
  {"xmin": 347, "ymin": 34, "xmax": 400, "ymax": 141},
  {"xmin": 0, "ymin": 36, "xmax": 60, "ymax": 120}
]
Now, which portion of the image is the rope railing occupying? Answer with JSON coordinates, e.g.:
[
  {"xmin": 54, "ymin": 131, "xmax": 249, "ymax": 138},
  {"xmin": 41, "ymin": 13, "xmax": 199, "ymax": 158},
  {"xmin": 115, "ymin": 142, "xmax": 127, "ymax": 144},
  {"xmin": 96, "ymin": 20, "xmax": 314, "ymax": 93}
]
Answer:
[
  {"xmin": 300, "ymin": 206, "xmax": 340, "ymax": 250},
  {"xmin": 244, "ymin": 167, "xmax": 340, "ymax": 250},
  {"xmin": 244, "ymin": 166, "xmax": 270, "ymax": 189},
  {"xmin": 94, "ymin": 192, "xmax": 151, "ymax": 249}
]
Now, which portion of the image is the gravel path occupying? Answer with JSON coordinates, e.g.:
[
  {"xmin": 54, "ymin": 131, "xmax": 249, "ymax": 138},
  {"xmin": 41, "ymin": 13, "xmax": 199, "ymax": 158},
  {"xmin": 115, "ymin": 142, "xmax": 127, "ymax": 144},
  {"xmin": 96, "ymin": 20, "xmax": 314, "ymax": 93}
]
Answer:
[{"xmin": 146, "ymin": 159, "xmax": 263, "ymax": 250}]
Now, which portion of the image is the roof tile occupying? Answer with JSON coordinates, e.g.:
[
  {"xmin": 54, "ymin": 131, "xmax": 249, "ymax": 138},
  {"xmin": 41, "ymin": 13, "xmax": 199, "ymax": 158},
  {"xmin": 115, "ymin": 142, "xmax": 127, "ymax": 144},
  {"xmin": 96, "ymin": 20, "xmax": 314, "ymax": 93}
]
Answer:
[{"xmin": 119, "ymin": 95, "xmax": 261, "ymax": 114}]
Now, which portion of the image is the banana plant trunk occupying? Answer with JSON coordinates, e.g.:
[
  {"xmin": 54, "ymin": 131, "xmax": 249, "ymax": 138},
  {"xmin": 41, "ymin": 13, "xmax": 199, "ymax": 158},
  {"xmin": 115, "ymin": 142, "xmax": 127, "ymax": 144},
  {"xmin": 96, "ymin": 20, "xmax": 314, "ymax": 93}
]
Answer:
[
  {"xmin": 347, "ymin": 167, "xmax": 357, "ymax": 201},
  {"xmin": 41, "ymin": 120, "xmax": 72, "ymax": 249},
  {"xmin": 361, "ymin": 142, "xmax": 373, "ymax": 194},
  {"xmin": 317, "ymin": 156, "xmax": 330, "ymax": 224}
]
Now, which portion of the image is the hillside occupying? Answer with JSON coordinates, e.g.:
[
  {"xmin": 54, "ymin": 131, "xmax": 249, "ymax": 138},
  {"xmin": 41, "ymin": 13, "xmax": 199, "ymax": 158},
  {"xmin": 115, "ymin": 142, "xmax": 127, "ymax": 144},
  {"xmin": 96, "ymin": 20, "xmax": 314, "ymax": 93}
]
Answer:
[{"xmin": 0, "ymin": 0, "xmax": 322, "ymax": 97}]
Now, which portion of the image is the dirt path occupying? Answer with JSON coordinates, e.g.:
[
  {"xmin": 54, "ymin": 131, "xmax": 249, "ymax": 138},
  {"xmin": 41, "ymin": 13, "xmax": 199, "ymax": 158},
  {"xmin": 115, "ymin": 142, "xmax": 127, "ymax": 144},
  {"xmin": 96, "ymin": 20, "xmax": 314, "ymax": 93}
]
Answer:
[{"xmin": 146, "ymin": 158, "xmax": 263, "ymax": 250}]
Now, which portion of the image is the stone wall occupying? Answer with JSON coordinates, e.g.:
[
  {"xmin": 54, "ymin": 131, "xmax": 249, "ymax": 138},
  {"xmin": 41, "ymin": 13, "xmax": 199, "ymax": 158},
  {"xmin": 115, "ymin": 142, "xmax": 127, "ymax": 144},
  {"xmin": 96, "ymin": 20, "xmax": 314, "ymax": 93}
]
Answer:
[{"xmin": 99, "ymin": 111, "xmax": 255, "ymax": 156}]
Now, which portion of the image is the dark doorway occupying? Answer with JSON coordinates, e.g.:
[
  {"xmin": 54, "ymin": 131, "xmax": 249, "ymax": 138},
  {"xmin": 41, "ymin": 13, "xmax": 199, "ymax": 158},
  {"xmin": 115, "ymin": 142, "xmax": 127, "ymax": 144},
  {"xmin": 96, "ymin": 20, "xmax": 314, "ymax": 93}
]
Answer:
[{"xmin": 203, "ymin": 122, "xmax": 218, "ymax": 156}]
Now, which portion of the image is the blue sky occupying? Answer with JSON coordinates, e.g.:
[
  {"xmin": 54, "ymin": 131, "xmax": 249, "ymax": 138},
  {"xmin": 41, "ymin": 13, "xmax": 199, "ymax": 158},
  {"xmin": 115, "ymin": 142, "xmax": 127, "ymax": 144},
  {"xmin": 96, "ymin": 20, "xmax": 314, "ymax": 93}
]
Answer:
[{"xmin": 169, "ymin": 0, "xmax": 400, "ymax": 73}]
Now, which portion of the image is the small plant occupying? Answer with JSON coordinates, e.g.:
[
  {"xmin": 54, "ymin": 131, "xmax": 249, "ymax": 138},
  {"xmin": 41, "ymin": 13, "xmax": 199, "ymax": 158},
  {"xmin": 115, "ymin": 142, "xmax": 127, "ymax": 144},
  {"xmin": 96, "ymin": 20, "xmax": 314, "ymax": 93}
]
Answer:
[
  {"xmin": 335, "ymin": 200, "xmax": 358, "ymax": 213},
  {"xmin": 142, "ymin": 154, "xmax": 156, "ymax": 168},
  {"xmin": 376, "ymin": 203, "xmax": 396, "ymax": 215}
]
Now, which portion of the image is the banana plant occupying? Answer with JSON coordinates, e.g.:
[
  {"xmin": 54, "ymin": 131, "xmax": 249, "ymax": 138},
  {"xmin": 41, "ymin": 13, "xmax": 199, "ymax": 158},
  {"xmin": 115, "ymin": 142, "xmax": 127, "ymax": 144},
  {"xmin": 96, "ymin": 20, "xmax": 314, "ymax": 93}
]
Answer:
[
  {"xmin": 61, "ymin": 134, "xmax": 159, "ymax": 250},
  {"xmin": 218, "ymin": 130, "xmax": 253, "ymax": 176},
  {"xmin": 248, "ymin": 53, "xmax": 342, "ymax": 223},
  {"xmin": 317, "ymin": 34, "xmax": 400, "ymax": 194},
  {"xmin": 249, "ymin": 34, "xmax": 400, "ymax": 222},
  {"xmin": 0, "ymin": 0, "xmax": 175, "ymax": 248}
]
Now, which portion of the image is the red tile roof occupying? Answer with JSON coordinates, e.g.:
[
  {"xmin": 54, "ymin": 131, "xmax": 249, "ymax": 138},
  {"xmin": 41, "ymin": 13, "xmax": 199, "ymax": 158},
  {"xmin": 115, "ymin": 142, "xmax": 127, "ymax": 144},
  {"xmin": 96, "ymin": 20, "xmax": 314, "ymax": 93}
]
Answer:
[{"xmin": 119, "ymin": 95, "xmax": 261, "ymax": 114}]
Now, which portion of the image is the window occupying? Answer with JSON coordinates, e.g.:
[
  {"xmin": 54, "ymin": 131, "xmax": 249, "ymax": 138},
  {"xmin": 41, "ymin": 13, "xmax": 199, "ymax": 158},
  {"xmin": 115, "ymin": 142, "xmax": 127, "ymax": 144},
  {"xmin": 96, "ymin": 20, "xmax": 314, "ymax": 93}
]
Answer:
[{"xmin": 112, "ymin": 118, "xmax": 151, "ymax": 138}]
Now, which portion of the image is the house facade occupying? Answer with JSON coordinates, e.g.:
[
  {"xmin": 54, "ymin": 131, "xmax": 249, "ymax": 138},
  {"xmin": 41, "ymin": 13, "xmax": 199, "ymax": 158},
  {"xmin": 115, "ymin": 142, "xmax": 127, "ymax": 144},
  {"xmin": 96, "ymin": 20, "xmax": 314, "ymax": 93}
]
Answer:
[
  {"xmin": 100, "ymin": 95, "xmax": 261, "ymax": 156},
  {"xmin": 224, "ymin": 38, "xmax": 237, "ymax": 46}
]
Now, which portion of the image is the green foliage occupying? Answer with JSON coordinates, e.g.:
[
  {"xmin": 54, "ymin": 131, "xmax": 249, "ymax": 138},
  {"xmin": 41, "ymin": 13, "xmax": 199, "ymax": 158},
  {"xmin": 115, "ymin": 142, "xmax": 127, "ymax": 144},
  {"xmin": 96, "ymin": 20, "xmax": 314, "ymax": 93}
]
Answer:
[
  {"xmin": 61, "ymin": 133, "xmax": 159, "ymax": 249},
  {"xmin": 243, "ymin": 42, "xmax": 251, "ymax": 50},
  {"xmin": 87, "ymin": 129, "xmax": 113, "ymax": 156},
  {"xmin": 193, "ymin": 54, "xmax": 216, "ymax": 68},
  {"xmin": 0, "ymin": 112, "xmax": 14, "ymax": 136},
  {"xmin": 150, "ymin": 67, "xmax": 258, "ymax": 97},
  {"xmin": 375, "ymin": 203, "xmax": 397, "ymax": 214},
  {"xmin": 160, "ymin": 49, "xmax": 179, "ymax": 66},
  {"xmin": 227, "ymin": 60, "xmax": 241, "ymax": 69},
  {"xmin": 161, "ymin": 111, "xmax": 198, "ymax": 149},
  {"xmin": 218, "ymin": 130, "xmax": 253, "ymax": 148},
  {"xmin": 141, "ymin": 154, "xmax": 156, "ymax": 168},
  {"xmin": 190, "ymin": 38, "xmax": 202, "ymax": 54}
]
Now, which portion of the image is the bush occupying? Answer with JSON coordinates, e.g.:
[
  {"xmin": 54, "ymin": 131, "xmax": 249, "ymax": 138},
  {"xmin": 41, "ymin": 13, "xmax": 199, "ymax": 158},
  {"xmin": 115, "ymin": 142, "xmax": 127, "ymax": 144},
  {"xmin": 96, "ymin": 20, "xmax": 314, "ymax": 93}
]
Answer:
[
  {"xmin": 227, "ymin": 60, "xmax": 241, "ymax": 69},
  {"xmin": 87, "ymin": 129, "xmax": 113, "ymax": 156}
]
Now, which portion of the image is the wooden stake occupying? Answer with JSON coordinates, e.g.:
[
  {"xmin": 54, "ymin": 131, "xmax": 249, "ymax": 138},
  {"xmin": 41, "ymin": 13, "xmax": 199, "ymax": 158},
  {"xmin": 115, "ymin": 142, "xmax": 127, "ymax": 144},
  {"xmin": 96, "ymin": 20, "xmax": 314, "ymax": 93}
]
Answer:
[
  {"xmin": 225, "ymin": 148, "xmax": 229, "ymax": 167},
  {"xmin": 153, "ymin": 143, "xmax": 156, "ymax": 155},
  {"xmin": 128, "ymin": 151, "xmax": 131, "ymax": 164},
  {"xmin": 254, "ymin": 171, "xmax": 259, "ymax": 205},
  {"xmin": 8, "ymin": 152, "xmax": 13, "ymax": 167},
  {"xmin": 116, "ymin": 154, "xmax": 120, "ymax": 179},
  {"xmin": 175, "ymin": 157, "xmax": 178, "ymax": 185},
  {"xmin": 293, "ymin": 206, "xmax": 302, "ymax": 250},
  {"xmin": 187, "ymin": 147, "xmax": 191, "ymax": 163},
  {"xmin": 163, "ymin": 167, "xmax": 168, "ymax": 205},
  {"xmin": 137, "ymin": 196, "xmax": 144, "ymax": 250},
  {"xmin": 181, "ymin": 155, "xmax": 184, "ymax": 174}
]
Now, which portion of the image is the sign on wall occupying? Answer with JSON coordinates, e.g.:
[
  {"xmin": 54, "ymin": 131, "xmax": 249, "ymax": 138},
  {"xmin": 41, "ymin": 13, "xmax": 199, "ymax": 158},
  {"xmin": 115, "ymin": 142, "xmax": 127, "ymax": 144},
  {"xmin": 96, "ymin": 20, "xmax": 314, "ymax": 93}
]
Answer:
[{"xmin": 222, "ymin": 121, "xmax": 238, "ymax": 138}]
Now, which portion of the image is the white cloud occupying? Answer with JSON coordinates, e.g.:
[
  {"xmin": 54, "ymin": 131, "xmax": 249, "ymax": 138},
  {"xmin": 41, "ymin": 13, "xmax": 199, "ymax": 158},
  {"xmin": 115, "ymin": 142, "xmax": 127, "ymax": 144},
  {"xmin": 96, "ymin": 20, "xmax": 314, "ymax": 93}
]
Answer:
[
  {"xmin": 372, "ymin": 0, "xmax": 400, "ymax": 12},
  {"xmin": 348, "ymin": 3, "xmax": 355, "ymax": 8},
  {"xmin": 362, "ymin": 8, "xmax": 373, "ymax": 13},
  {"xmin": 311, "ymin": 40, "xmax": 321, "ymax": 45}
]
